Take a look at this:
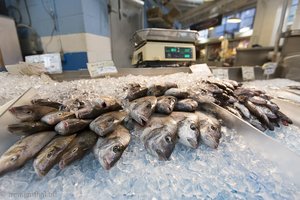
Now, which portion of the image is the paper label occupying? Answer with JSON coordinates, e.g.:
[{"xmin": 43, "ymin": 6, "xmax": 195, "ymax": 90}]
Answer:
[
  {"xmin": 242, "ymin": 66, "xmax": 255, "ymax": 81},
  {"xmin": 25, "ymin": 53, "xmax": 62, "ymax": 74},
  {"xmin": 189, "ymin": 64, "xmax": 212, "ymax": 77},
  {"xmin": 211, "ymin": 68, "xmax": 229, "ymax": 80},
  {"xmin": 87, "ymin": 61, "xmax": 118, "ymax": 78},
  {"xmin": 262, "ymin": 62, "xmax": 277, "ymax": 75}
]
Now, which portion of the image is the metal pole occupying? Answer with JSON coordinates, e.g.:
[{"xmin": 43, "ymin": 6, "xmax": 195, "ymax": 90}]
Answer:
[{"xmin": 273, "ymin": 0, "xmax": 289, "ymax": 62}]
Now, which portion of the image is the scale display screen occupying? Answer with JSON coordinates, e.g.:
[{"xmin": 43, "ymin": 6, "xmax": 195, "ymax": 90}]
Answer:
[{"xmin": 165, "ymin": 47, "xmax": 193, "ymax": 59}]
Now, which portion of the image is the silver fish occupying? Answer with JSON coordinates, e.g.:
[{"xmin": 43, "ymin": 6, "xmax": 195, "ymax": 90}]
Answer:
[
  {"xmin": 155, "ymin": 96, "xmax": 177, "ymax": 114},
  {"xmin": 164, "ymin": 88, "xmax": 189, "ymax": 99},
  {"xmin": 234, "ymin": 102, "xmax": 251, "ymax": 119},
  {"xmin": 59, "ymin": 130, "xmax": 98, "ymax": 169},
  {"xmin": 125, "ymin": 83, "xmax": 148, "ymax": 101},
  {"xmin": 8, "ymin": 121, "xmax": 52, "ymax": 135},
  {"xmin": 41, "ymin": 111, "xmax": 75, "ymax": 125},
  {"xmin": 129, "ymin": 96, "xmax": 157, "ymax": 126},
  {"xmin": 89, "ymin": 111, "xmax": 128, "ymax": 136},
  {"xmin": 195, "ymin": 111, "xmax": 221, "ymax": 149},
  {"xmin": 55, "ymin": 119, "xmax": 91, "ymax": 135},
  {"xmin": 140, "ymin": 115, "xmax": 178, "ymax": 160},
  {"xmin": 170, "ymin": 112, "xmax": 200, "ymax": 148},
  {"xmin": 225, "ymin": 106, "xmax": 242, "ymax": 119},
  {"xmin": 0, "ymin": 131, "xmax": 56, "ymax": 176},
  {"xmin": 33, "ymin": 134, "xmax": 76, "ymax": 176},
  {"xmin": 147, "ymin": 83, "xmax": 178, "ymax": 96},
  {"xmin": 9, "ymin": 105, "xmax": 57, "ymax": 122},
  {"xmin": 93, "ymin": 125, "xmax": 130, "ymax": 170},
  {"xmin": 174, "ymin": 99, "xmax": 198, "ymax": 112}
]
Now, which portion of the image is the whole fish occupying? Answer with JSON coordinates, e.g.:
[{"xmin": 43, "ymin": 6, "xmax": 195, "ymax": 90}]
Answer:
[
  {"xmin": 31, "ymin": 98, "xmax": 64, "ymax": 110},
  {"xmin": 33, "ymin": 134, "xmax": 76, "ymax": 176},
  {"xmin": 265, "ymin": 100, "xmax": 280, "ymax": 112},
  {"xmin": 89, "ymin": 111, "xmax": 128, "ymax": 136},
  {"xmin": 155, "ymin": 96, "xmax": 177, "ymax": 114},
  {"xmin": 9, "ymin": 105, "xmax": 57, "ymax": 122},
  {"xmin": 147, "ymin": 83, "xmax": 178, "ymax": 96},
  {"xmin": 195, "ymin": 111, "xmax": 221, "ymax": 149},
  {"xmin": 225, "ymin": 79, "xmax": 240, "ymax": 88},
  {"xmin": 248, "ymin": 96, "xmax": 267, "ymax": 105},
  {"xmin": 203, "ymin": 83, "xmax": 223, "ymax": 94},
  {"xmin": 256, "ymin": 105, "xmax": 277, "ymax": 119},
  {"xmin": 140, "ymin": 115, "xmax": 178, "ymax": 160},
  {"xmin": 246, "ymin": 115, "xmax": 266, "ymax": 132},
  {"xmin": 164, "ymin": 88, "xmax": 189, "ymax": 99},
  {"xmin": 234, "ymin": 102, "xmax": 251, "ymax": 119},
  {"xmin": 170, "ymin": 112, "xmax": 200, "ymax": 148},
  {"xmin": 8, "ymin": 121, "xmax": 52, "ymax": 135},
  {"xmin": 41, "ymin": 111, "xmax": 75, "ymax": 125},
  {"xmin": 59, "ymin": 130, "xmax": 98, "ymax": 169},
  {"xmin": 174, "ymin": 99, "xmax": 198, "ymax": 112},
  {"xmin": 225, "ymin": 106, "xmax": 242, "ymax": 119},
  {"xmin": 93, "ymin": 125, "xmax": 130, "ymax": 170},
  {"xmin": 125, "ymin": 83, "xmax": 148, "ymax": 101},
  {"xmin": 276, "ymin": 111, "xmax": 293, "ymax": 126},
  {"xmin": 55, "ymin": 119, "xmax": 91, "ymax": 135},
  {"xmin": 129, "ymin": 96, "xmax": 157, "ymax": 126},
  {"xmin": 0, "ymin": 131, "xmax": 56, "ymax": 176},
  {"xmin": 76, "ymin": 96, "xmax": 121, "ymax": 119},
  {"xmin": 244, "ymin": 101, "xmax": 274, "ymax": 130}
]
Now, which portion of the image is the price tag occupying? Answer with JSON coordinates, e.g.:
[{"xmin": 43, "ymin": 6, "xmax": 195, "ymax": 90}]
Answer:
[
  {"xmin": 87, "ymin": 61, "xmax": 118, "ymax": 78},
  {"xmin": 211, "ymin": 68, "xmax": 229, "ymax": 80},
  {"xmin": 189, "ymin": 63, "xmax": 212, "ymax": 77},
  {"xmin": 262, "ymin": 62, "xmax": 277, "ymax": 75},
  {"xmin": 242, "ymin": 66, "xmax": 255, "ymax": 81}
]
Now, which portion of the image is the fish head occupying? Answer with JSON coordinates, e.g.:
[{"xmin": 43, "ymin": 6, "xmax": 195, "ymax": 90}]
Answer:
[
  {"xmin": 8, "ymin": 122, "xmax": 33, "ymax": 133},
  {"xmin": 94, "ymin": 136, "xmax": 128, "ymax": 170},
  {"xmin": 59, "ymin": 145, "xmax": 81, "ymax": 169},
  {"xmin": 134, "ymin": 100, "xmax": 155, "ymax": 126},
  {"xmin": 42, "ymin": 111, "xmax": 73, "ymax": 125},
  {"xmin": 9, "ymin": 105, "xmax": 35, "ymax": 121},
  {"xmin": 199, "ymin": 119, "xmax": 221, "ymax": 149},
  {"xmin": 144, "ymin": 126, "xmax": 177, "ymax": 160},
  {"xmin": 0, "ymin": 145, "xmax": 25, "ymax": 175},
  {"xmin": 55, "ymin": 121, "xmax": 70, "ymax": 134},
  {"xmin": 94, "ymin": 115, "xmax": 119, "ymax": 135},
  {"xmin": 34, "ymin": 146, "xmax": 58, "ymax": 176},
  {"xmin": 178, "ymin": 120, "xmax": 200, "ymax": 148}
]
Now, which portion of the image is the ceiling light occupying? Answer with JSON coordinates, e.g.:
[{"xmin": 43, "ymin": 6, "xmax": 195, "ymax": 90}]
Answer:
[
  {"xmin": 227, "ymin": 16, "xmax": 241, "ymax": 23},
  {"xmin": 208, "ymin": 27, "xmax": 214, "ymax": 30}
]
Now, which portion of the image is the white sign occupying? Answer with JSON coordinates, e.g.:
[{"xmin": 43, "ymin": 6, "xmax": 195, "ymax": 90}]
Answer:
[
  {"xmin": 189, "ymin": 63, "xmax": 212, "ymax": 77},
  {"xmin": 25, "ymin": 53, "xmax": 62, "ymax": 74},
  {"xmin": 262, "ymin": 62, "xmax": 277, "ymax": 75},
  {"xmin": 87, "ymin": 61, "xmax": 118, "ymax": 78},
  {"xmin": 211, "ymin": 68, "xmax": 229, "ymax": 80},
  {"xmin": 242, "ymin": 66, "xmax": 255, "ymax": 81}
]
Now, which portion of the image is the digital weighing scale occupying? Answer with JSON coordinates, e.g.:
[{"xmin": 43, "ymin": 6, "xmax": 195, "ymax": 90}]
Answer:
[{"xmin": 131, "ymin": 28, "xmax": 198, "ymax": 67}]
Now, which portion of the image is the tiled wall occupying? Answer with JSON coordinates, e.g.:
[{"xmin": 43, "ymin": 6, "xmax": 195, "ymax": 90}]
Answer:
[{"xmin": 5, "ymin": 0, "xmax": 111, "ymax": 70}]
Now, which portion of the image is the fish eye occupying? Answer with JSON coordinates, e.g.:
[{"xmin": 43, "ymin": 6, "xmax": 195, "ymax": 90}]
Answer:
[
  {"xmin": 101, "ymin": 102, "xmax": 107, "ymax": 108},
  {"xmin": 165, "ymin": 136, "xmax": 172, "ymax": 143},
  {"xmin": 25, "ymin": 110, "xmax": 32, "ymax": 114},
  {"xmin": 72, "ymin": 148, "xmax": 78, "ymax": 153},
  {"xmin": 190, "ymin": 124, "xmax": 197, "ymax": 130},
  {"xmin": 146, "ymin": 103, "xmax": 151, "ymax": 108},
  {"xmin": 211, "ymin": 126, "xmax": 216, "ymax": 131},
  {"xmin": 58, "ymin": 113, "xmax": 62, "ymax": 116},
  {"xmin": 10, "ymin": 155, "xmax": 18, "ymax": 162},
  {"xmin": 113, "ymin": 146, "xmax": 121, "ymax": 153}
]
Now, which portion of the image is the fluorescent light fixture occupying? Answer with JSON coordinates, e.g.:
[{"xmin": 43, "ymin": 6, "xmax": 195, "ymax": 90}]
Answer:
[
  {"xmin": 227, "ymin": 16, "xmax": 241, "ymax": 23},
  {"xmin": 208, "ymin": 27, "xmax": 214, "ymax": 30}
]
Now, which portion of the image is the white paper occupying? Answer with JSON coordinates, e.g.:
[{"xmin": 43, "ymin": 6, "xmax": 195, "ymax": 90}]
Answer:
[
  {"xmin": 211, "ymin": 68, "xmax": 229, "ymax": 80},
  {"xmin": 242, "ymin": 66, "xmax": 255, "ymax": 81},
  {"xmin": 87, "ymin": 61, "xmax": 118, "ymax": 78},
  {"xmin": 25, "ymin": 53, "xmax": 62, "ymax": 74},
  {"xmin": 189, "ymin": 64, "xmax": 212, "ymax": 77}
]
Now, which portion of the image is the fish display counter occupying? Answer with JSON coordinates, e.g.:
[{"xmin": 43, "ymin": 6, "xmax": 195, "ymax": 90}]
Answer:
[{"xmin": 0, "ymin": 72, "xmax": 299, "ymax": 199}]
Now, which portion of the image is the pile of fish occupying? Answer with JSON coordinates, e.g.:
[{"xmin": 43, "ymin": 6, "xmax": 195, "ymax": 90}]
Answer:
[{"xmin": 0, "ymin": 79, "xmax": 291, "ymax": 178}]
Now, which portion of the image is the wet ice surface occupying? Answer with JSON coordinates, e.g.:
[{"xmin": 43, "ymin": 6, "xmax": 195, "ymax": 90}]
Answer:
[
  {"xmin": 0, "ymin": 73, "xmax": 300, "ymax": 199},
  {"xmin": 0, "ymin": 127, "xmax": 299, "ymax": 200}
]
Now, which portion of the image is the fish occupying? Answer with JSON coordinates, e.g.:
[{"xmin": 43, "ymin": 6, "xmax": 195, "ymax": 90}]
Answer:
[
  {"xmin": 225, "ymin": 106, "xmax": 243, "ymax": 119},
  {"xmin": 0, "ymin": 131, "xmax": 56, "ymax": 176},
  {"xmin": 195, "ymin": 111, "xmax": 221, "ymax": 149},
  {"xmin": 189, "ymin": 93, "xmax": 216, "ymax": 104},
  {"xmin": 205, "ymin": 80, "xmax": 228, "ymax": 90},
  {"xmin": 234, "ymin": 102, "xmax": 251, "ymax": 119},
  {"xmin": 244, "ymin": 101, "xmax": 274, "ymax": 130},
  {"xmin": 9, "ymin": 105, "xmax": 57, "ymax": 122},
  {"xmin": 225, "ymin": 79, "xmax": 240, "ymax": 88},
  {"xmin": 202, "ymin": 83, "xmax": 223, "ymax": 94},
  {"xmin": 41, "ymin": 111, "xmax": 75, "ymax": 125},
  {"xmin": 155, "ymin": 96, "xmax": 177, "ymax": 114},
  {"xmin": 89, "ymin": 110, "xmax": 128, "ymax": 136},
  {"xmin": 33, "ymin": 134, "xmax": 76, "ymax": 176},
  {"xmin": 140, "ymin": 115, "xmax": 178, "ymax": 160},
  {"xmin": 76, "ymin": 96, "xmax": 121, "ymax": 119},
  {"xmin": 55, "ymin": 119, "xmax": 91, "ymax": 135},
  {"xmin": 248, "ymin": 96, "xmax": 267, "ymax": 105},
  {"xmin": 170, "ymin": 112, "xmax": 200, "ymax": 148},
  {"xmin": 93, "ymin": 125, "xmax": 130, "ymax": 170},
  {"xmin": 59, "ymin": 130, "xmax": 98, "ymax": 169},
  {"xmin": 164, "ymin": 88, "xmax": 189, "ymax": 99},
  {"xmin": 125, "ymin": 83, "xmax": 148, "ymax": 101},
  {"xmin": 147, "ymin": 83, "xmax": 178, "ymax": 96},
  {"xmin": 174, "ymin": 99, "xmax": 198, "ymax": 112},
  {"xmin": 31, "ymin": 98, "xmax": 64, "ymax": 110},
  {"xmin": 246, "ymin": 115, "xmax": 267, "ymax": 132},
  {"xmin": 276, "ymin": 111, "xmax": 293, "ymax": 125},
  {"xmin": 7, "ymin": 121, "xmax": 52, "ymax": 135},
  {"xmin": 129, "ymin": 96, "xmax": 157, "ymax": 126},
  {"xmin": 265, "ymin": 100, "xmax": 280, "ymax": 112},
  {"xmin": 257, "ymin": 105, "xmax": 277, "ymax": 119},
  {"xmin": 234, "ymin": 88, "xmax": 255, "ymax": 97}
]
